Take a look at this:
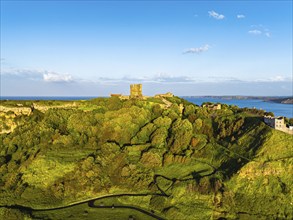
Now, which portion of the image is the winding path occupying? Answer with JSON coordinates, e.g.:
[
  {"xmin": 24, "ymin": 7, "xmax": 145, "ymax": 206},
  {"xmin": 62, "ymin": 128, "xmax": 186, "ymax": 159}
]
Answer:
[
  {"xmin": 0, "ymin": 193, "xmax": 167, "ymax": 220},
  {"xmin": 88, "ymin": 200, "xmax": 165, "ymax": 220}
]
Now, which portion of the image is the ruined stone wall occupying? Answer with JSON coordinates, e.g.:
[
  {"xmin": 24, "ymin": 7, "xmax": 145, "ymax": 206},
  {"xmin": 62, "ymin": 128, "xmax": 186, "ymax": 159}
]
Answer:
[{"xmin": 0, "ymin": 106, "xmax": 32, "ymax": 116}]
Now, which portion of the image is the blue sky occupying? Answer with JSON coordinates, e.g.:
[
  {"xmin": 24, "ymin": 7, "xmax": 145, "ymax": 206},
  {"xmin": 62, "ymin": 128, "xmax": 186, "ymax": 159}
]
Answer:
[{"xmin": 1, "ymin": 0, "xmax": 292, "ymax": 96}]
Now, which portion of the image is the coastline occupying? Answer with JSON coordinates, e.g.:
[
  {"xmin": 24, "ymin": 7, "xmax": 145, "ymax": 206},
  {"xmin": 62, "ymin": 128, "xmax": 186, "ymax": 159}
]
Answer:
[{"xmin": 182, "ymin": 96, "xmax": 293, "ymax": 105}]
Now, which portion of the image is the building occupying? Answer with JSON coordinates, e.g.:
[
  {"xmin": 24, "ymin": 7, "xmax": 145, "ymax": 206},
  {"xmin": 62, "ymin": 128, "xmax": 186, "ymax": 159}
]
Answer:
[
  {"xmin": 264, "ymin": 116, "xmax": 285, "ymax": 129},
  {"xmin": 110, "ymin": 84, "xmax": 143, "ymax": 100},
  {"xmin": 275, "ymin": 117, "xmax": 285, "ymax": 129},
  {"xmin": 108, "ymin": 84, "xmax": 173, "ymax": 106},
  {"xmin": 110, "ymin": 94, "xmax": 122, "ymax": 97},
  {"xmin": 264, "ymin": 116, "xmax": 293, "ymax": 135},
  {"xmin": 264, "ymin": 115, "xmax": 275, "ymax": 127},
  {"xmin": 130, "ymin": 84, "xmax": 143, "ymax": 99}
]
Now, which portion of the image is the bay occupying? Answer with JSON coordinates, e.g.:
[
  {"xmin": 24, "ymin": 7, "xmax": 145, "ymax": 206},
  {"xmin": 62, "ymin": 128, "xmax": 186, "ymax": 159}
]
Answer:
[{"xmin": 184, "ymin": 97, "xmax": 293, "ymax": 118}]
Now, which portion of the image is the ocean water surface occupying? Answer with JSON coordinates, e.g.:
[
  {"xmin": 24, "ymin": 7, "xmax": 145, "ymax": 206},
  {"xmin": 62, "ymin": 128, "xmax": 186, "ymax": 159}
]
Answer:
[{"xmin": 184, "ymin": 97, "xmax": 293, "ymax": 118}]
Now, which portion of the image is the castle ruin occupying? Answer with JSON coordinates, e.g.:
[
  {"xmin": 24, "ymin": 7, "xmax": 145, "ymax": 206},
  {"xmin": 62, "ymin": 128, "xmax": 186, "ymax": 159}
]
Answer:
[
  {"xmin": 110, "ymin": 84, "xmax": 175, "ymax": 105},
  {"xmin": 130, "ymin": 84, "xmax": 143, "ymax": 99}
]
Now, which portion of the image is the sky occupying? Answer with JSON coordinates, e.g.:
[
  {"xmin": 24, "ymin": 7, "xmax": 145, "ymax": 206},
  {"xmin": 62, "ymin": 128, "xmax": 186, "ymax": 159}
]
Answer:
[{"xmin": 1, "ymin": 0, "xmax": 292, "ymax": 96}]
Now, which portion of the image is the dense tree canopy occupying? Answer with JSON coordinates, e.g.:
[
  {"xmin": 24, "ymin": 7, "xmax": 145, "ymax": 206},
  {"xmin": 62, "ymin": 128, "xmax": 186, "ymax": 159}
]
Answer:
[{"xmin": 0, "ymin": 97, "xmax": 292, "ymax": 219}]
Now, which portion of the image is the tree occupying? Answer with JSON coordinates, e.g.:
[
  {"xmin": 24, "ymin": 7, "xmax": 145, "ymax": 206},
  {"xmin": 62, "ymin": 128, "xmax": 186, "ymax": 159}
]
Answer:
[
  {"xmin": 168, "ymin": 119, "xmax": 193, "ymax": 154},
  {"xmin": 108, "ymin": 97, "xmax": 122, "ymax": 111},
  {"xmin": 183, "ymin": 104, "xmax": 195, "ymax": 117},
  {"xmin": 153, "ymin": 116, "xmax": 172, "ymax": 128},
  {"xmin": 264, "ymin": 112, "xmax": 274, "ymax": 117},
  {"xmin": 152, "ymin": 104, "xmax": 163, "ymax": 118},
  {"xmin": 131, "ymin": 123, "xmax": 156, "ymax": 144},
  {"xmin": 151, "ymin": 127, "xmax": 168, "ymax": 148}
]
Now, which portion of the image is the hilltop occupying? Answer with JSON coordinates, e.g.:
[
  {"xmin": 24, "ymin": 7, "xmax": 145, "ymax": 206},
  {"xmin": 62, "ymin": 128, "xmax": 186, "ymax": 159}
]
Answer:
[{"xmin": 0, "ymin": 96, "xmax": 292, "ymax": 219}]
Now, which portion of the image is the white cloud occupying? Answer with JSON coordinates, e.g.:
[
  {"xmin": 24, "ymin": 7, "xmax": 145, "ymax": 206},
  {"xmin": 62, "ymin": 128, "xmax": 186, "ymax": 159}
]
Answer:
[
  {"xmin": 248, "ymin": 29, "xmax": 262, "ymax": 35},
  {"xmin": 268, "ymin": 75, "xmax": 290, "ymax": 82},
  {"xmin": 248, "ymin": 75, "xmax": 292, "ymax": 83},
  {"xmin": 1, "ymin": 68, "xmax": 74, "ymax": 83},
  {"xmin": 153, "ymin": 73, "xmax": 193, "ymax": 83},
  {"xmin": 237, "ymin": 14, "xmax": 245, "ymax": 19},
  {"xmin": 208, "ymin": 10, "xmax": 225, "ymax": 20},
  {"xmin": 96, "ymin": 74, "xmax": 293, "ymax": 91},
  {"xmin": 99, "ymin": 73, "xmax": 194, "ymax": 84},
  {"xmin": 1, "ymin": 68, "xmax": 43, "ymax": 79},
  {"xmin": 2, "ymin": 71, "xmax": 292, "ymax": 96},
  {"xmin": 43, "ymin": 72, "xmax": 73, "ymax": 82},
  {"xmin": 249, "ymin": 25, "xmax": 271, "ymax": 38},
  {"xmin": 183, "ymin": 44, "xmax": 210, "ymax": 54},
  {"xmin": 208, "ymin": 76, "xmax": 244, "ymax": 82}
]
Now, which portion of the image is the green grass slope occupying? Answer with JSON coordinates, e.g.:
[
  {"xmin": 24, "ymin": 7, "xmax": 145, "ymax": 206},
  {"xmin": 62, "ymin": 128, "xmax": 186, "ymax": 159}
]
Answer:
[{"xmin": 0, "ymin": 97, "xmax": 292, "ymax": 219}]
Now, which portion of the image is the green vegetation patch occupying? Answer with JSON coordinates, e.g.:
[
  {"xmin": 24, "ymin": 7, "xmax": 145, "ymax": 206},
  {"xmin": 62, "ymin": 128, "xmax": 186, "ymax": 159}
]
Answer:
[
  {"xmin": 0, "ymin": 97, "xmax": 292, "ymax": 219},
  {"xmin": 21, "ymin": 156, "xmax": 77, "ymax": 188},
  {"xmin": 256, "ymin": 129, "xmax": 293, "ymax": 161},
  {"xmin": 156, "ymin": 159, "xmax": 214, "ymax": 179}
]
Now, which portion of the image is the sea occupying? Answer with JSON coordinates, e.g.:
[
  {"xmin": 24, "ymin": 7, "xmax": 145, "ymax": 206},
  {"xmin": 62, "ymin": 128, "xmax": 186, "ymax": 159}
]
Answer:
[
  {"xmin": 184, "ymin": 97, "xmax": 293, "ymax": 118},
  {"xmin": 1, "ymin": 96, "xmax": 292, "ymax": 118}
]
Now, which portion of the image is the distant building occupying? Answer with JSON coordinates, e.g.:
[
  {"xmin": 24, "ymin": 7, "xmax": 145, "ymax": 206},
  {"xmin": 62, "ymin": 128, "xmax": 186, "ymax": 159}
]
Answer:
[
  {"xmin": 264, "ymin": 116, "xmax": 293, "ymax": 135},
  {"xmin": 110, "ymin": 94, "xmax": 122, "ymax": 97},
  {"xmin": 130, "ymin": 84, "xmax": 143, "ymax": 99},
  {"xmin": 264, "ymin": 116, "xmax": 284, "ymax": 128},
  {"xmin": 275, "ymin": 117, "xmax": 285, "ymax": 129}
]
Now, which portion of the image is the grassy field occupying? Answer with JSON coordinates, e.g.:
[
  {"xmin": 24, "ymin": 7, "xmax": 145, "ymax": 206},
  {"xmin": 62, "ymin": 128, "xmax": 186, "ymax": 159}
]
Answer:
[{"xmin": 155, "ymin": 160, "xmax": 214, "ymax": 179}]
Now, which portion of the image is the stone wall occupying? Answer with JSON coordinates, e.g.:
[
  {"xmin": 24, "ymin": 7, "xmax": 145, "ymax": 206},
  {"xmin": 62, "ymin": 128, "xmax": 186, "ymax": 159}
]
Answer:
[{"xmin": 0, "ymin": 106, "xmax": 32, "ymax": 116}]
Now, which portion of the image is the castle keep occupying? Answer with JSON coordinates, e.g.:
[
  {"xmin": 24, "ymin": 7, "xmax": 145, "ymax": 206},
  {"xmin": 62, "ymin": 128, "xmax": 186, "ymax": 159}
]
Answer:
[
  {"xmin": 110, "ymin": 84, "xmax": 175, "ymax": 100},
  {"xmin": 130, "ymin": 84, "xmax": 143, "ymax": 98},
  {"xmin": 111, "ymin": 84, "xmax": 146, "ymax": 100}
]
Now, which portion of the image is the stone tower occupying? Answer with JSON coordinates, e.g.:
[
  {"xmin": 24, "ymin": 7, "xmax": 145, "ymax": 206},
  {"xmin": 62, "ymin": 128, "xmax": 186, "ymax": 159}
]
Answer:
[{"xmin": 130, "ymin": 84, "xmax": 143, "ymax": 98}]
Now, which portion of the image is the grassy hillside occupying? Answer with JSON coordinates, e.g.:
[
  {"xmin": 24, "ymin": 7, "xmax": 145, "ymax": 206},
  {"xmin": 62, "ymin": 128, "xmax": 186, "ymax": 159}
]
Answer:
[{"xmin": 0, "ymin": 97, "xmax": 292, "ymax": 219}]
